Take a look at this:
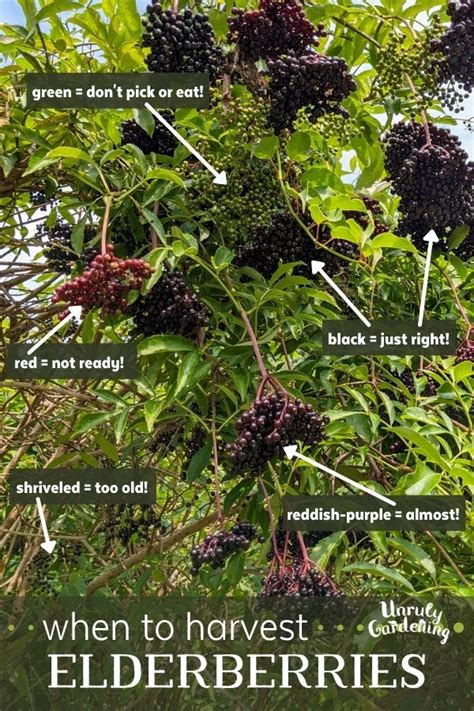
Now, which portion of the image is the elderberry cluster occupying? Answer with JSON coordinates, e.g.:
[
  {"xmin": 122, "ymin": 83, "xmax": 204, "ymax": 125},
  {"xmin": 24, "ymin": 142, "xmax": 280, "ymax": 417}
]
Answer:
[
  {"xmin": 121, "ymin": 111, "xmax": 177, "ymax": 156},
  {"xmin": 110, "ymin": 216, "xmax": 150, "ymax": 255},
  {"xmin": 228, "ymin": 0, "xmax": 325, "ymax": 61},
  {"xmin": 101, "ymin": 505, "xmax": 166, "ymax": 547},
  {"xmin": 142, "ymin": 4, "xmax": 223, "ymax": 81},
  {"xmin": 267, "ymin": 52, "xmax": 357, "ymax": 132},
  {"xmin": 260, "ymin": 564, "xmax": 339, "ymax": 599},
  {"xmin": 130, "ymin": 270, "xmax": 208, "ymax": 340},
  {"xmin": 227, "ymin": 391, "xmax": 328, "ymax": 475},
  {"xmin": 394, "ymin": 366, "xmax": 438, "ymax": 399},
  {"xmin": 431, "ymin": 0, "xmax": 473, "ymax": 108},
  {"xmin": 39, "ymin": 220, "xmax": 97, "ymax": 275},
  {"xmin": 384, "ymin": 121, "xmax": 473, "ymax": 249},
  {"xmin": 190, "ymin": 522, "xmax": 258, "ymax": 575},
  {"xmin": 455, "ymin": 339, "xmax": 474, "ymax": 363},
  {"xmin": 52, "ymin": 245, "xmax": 153, "ymax": 316}
]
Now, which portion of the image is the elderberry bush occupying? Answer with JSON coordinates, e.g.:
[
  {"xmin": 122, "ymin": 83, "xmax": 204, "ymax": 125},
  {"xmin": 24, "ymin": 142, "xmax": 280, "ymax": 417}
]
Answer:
[
  {"xmin": 431, "ymin": 0, "xmax": 474, "ymax": 108},
  {"xmin": 267, "ymin": 52, "xmax": 357, "ymax": 132},
  {"xmin": 142, "ymin": 4, "xmax": 224, "ymax": 81},
  {"xmin": 384, "ymin": 121, "xmax": 473, "ymax": 248},
  {"xmin": 39, "ymin": 220, "xmax": 97, "ymax": 275},
  {"xmin": 52, "ymin": 245, "xmax": 152, "ymax": 316},
  {"xmin": 227, "ymin": 0, "xmax": 325, "ymax": 61},
  {"xmin": 121, "ymin": 112, "xmax": 177, "ymax": 156},
  {"xmin": 130, "ymin": 270, "xmax": 208, "ymax": 340},
  {"xmin": 190, "ymin": 522, "xmax": 258, "ymax": 575},
  {"xmin": 227, "ymin": 391, "xmax": 328, "ymax": 475}
]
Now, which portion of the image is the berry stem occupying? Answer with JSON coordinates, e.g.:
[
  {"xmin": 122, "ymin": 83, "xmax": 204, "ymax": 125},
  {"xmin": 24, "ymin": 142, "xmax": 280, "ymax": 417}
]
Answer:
[
  {"xmin": 100, "ymin": 196, "xmax": 112, "ymax": 256},
  {"xmin": 258, "ymin": 476, "xmax": 283, "ymax": 565},
  {"xmin": 404, "ymin": 74, "xmax": 432, "ymax": 147}
]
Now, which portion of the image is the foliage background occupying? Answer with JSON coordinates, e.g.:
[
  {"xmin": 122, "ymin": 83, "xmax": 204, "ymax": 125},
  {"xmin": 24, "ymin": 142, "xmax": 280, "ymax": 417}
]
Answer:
[{"xmin": 0, "ymin": 0, "xmax": 472, "ymax": 599}]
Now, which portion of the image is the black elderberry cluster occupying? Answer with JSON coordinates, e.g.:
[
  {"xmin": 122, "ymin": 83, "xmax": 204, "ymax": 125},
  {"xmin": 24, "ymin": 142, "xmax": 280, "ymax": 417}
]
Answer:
[
  {"xmin": 235, "ymin": 210, "xmax": 362, "ymax": 280},
  {"xmin": 455, "ymin": 339, "xmax": 474, "ymax": 363},
  {"xmin": 142, "ymin": 4, "xmax": 224, "ymax": 81},
  {"xmin": 345, "ymin": 196, "xmax": 388, "ymax": 237},
  {"xmin": 384, "ymin": 121, "xmax": 473, "ymax": 248},
  {"xmin": 38, "ymin": 220, "xmax": 97, "ymax": 275},
  {"xmin": 235, "ymin": 212, "xmax": 315, "ymax": 279},
  {"xmin": 149, "ymin": 420, "xmax": 184, "ymax": 454},
  {"xmin": 227, "ymin": 391, "xmax": 328, "ymax": 475},
  {"xmin": 431, "ymin": 0, "xmax": 473, "ymax": 108},
  {"xmin": 130, "ymin": 270, "xmax": 208, "ymax": 340},
  {"xmin": 190, "ymin": 522, "xmax": 258, "ymax": 575},
  {"xmin": 267, "ymin": 52, "xmax": 357, "ymax": 132},
  {"xmin": 101, "ymin": 505, "xmax": 166, "ymax": 547},
  {"xmin": 121, "ymin": 111, "xmax": 177, "ymax": 156},
  {"xmin": 228, "ymin": 0, "xmax": 325, "ymax": 61},
  {"xmin": 27, "ymin": 550, "xmax": 54, "ymax": 594},
  {"xmin": 260, "ymin": 564, "xmax": 340, "ymax": 599},
  {"xmin": 394, "ymin": 366, "xmax": 438, "ymax": 399}
]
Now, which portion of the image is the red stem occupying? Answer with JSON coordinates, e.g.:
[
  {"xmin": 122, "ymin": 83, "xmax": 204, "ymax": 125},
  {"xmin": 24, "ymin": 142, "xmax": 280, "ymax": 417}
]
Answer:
[
  {"xmin": 100, "ymin": 197, "xmax": 112, "ymax": 256},
  {"xmin": 211, "ymin": 386, "xmax": 224, "ymax": 528}
]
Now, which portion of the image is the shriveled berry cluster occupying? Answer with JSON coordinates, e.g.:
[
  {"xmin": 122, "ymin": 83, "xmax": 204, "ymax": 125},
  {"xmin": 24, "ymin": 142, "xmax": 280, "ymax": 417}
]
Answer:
[
  {"xmin": 121, "ymin": 112, "xmax": 177, "ymax": 156},
  {"xmin": 101, "ymin": 505, "xmax": 166, "ymax": 547},
  {"xmin": 267, "ymin": 52, "xmax": 357, "ymax": 131},
  {"xmin": 228, "ymin": 0, "xmax": 325, "ymax": 61},
  {"xmin": 142, "ymin": 4, "xmax": 223, "ymax": 81},
  {"xmin": 260, "ymin": 564, "xmax": 340, "ymax": 598},
  {"xmin": 149, "ymin": 420, "xmax": 184, "ymax": 454},
  {"xmin": 384, "ymin": 122, "xmax": 473, "ymax": 248},
  {"xmin": 227, "ymin": 391, "xmax": 328, "ymax": 475},
  {"xmin": 431, "ymin": 0, "xmax": 473, "ymax": 108},
  {"xmin": 39, "ymin": 220, "xmax": 97, "ymax": 274},
  {"xmin": 190, "ymin": 522, "xmax": 258, "ymax": 575},
  {"xmin": 52, "ymin": 245, "xmax": 153, "ymax": 315},
  {"xmin": 455, "ymin": 339, "xmax": 474, "ymax": 363},
  {"xmin": 27, "ymin": 551, "xmax": 54, "ymax": 594},
  {"xmin": 130, "ymin": 270, "xmax": 208, "ymax": 340}
]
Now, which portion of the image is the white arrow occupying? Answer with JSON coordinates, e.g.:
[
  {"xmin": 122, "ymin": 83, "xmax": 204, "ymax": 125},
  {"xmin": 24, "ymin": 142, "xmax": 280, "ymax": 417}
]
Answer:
[
  {"xmin": 417, "ymin": 230, "xmax": 439, "ymax": 328},
  {"xmin": 283, "ymin": 445, "xmax": 395, "ymax": 506},
  {"xmin": 36, "ymin": 497, "xmax": 57, "ymax": 554},
  {"xmin": 144, "ymin": 102, "xmax": 227, "ymax": 185},
  {"xmin": 27, "ymin": 305, "xmax": 82, "ymax": 356},
  {"xmin": 311, "ymin": 261, "xmax": 371, "ymax": 328}
]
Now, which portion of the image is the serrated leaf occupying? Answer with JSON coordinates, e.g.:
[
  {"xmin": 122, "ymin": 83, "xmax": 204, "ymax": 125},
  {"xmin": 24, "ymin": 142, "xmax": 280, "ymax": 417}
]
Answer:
[
  {"xmin": 46, "ymin": 146, "xmax": 92, "ymax": 163},
  {"xmin": 72, "ymin": 412, "xmax": 112, "ymax": 436},
  {"xmin": 286, "ymin": 131, "xmax": 311, "ymax": 161},
  {"xmin": 254, "ymin": 135, "xmax": 279, "ymax": 159},
  {"xmin": 138, "ymin": 335, "xmax": 196, "ymax": 355},
  {"xmin": 342, "ymin": 562, "xmax": 415, "ymax": 591},
  {"xmin": 146, "ymin": 167, "xmax": 184, "ymax": 187},
  {"xmin": 393, "ymin": 426, "xmax": 446, "ymax": 469},
  {"xmin": 388, "ymin": 538, "xmax": 436, "ymax": 580},
  {"xmin": 176, "ymin": 351, "xmax": 200, "ymax": 395},
  {"xmin": 371, "ymin": 233, "xmax": 417, "ymax": 253}
]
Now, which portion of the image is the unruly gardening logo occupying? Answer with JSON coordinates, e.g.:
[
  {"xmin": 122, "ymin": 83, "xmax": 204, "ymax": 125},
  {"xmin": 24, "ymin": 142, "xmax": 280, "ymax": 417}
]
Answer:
[{"xmin": 368, "ymin": 601, "xmax": 451, "ymax": 645}]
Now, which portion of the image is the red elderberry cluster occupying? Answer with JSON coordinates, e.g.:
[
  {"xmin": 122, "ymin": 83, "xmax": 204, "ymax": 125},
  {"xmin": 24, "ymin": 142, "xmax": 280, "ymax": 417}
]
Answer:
[{"xmin": 52, "ymin": 245, "xmax": 153, "ymax": 316}]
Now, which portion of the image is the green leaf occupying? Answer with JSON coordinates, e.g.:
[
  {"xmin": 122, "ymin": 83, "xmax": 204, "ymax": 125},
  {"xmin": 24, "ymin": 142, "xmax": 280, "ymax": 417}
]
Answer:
[
  {"xmin": 326, "ymin": 196, "xmax": 366, "ymax": 212},
  {"xmin": 310, "ymin": 531, "xmax": 345, "ymax": 568},
  {"xmin": 138, "ymin": 335, "xmax": 196, "ymax": 355},
  {"xmin": 286, "ymin": 131, "xmax": 311, "ymax": 161},
  {"xmin": 36, "ymin": 1, "xmax": 82, "ymax": 22},
  {"xmin": 46, "ymin": 146, "xmax": 92, "ymax": 163},
  {"xmin": 393, "ymin": 426, "xmax": 446, "ymax": 469},
  {"xmin": 93, "ymin": 432, "xmax": 119, "ymax": 462},
  {"xmin": 453, "ymin": 360, "xmax": 472, "ymax": 384},
  {"xmin": 226, "ymin": 553, "xmax": 245, "ymax": 586},
  {"xmin": 254, "ymin": 135, "xmax": 279, "ymax": 159},
  {"xmin": 342, "ymin": 562, "xmax": 415, "ymax": 592},
  {"xmin": 388, "ymin": 538, "xmax": 436, "ymax": 580},
  {"xmin": 144, "ymin": 400, "xmax": 162, "ymax": 432},
  {"xmin": 186, "ymin": 440, "xmax": 212, "ymax": 482},
  {"xmin": 70, "ymin": 215, "xmax": 86, "ymax": 254},
  {"xmin": 145, "ymin": 167, "xmax": 185, "ymax": 187},
  {"xmin": 371, "ymin": 233, "xmax": 417, "ymax": 253},
  {"xmin": 308, "ymin": 200, "xmax": 326, "ymax": 224},
  {"xmin": 211, "ymin": 246, "xmax": 234, "ymax": 270},
  {"xmin": 176, "ymin": 352, "xmax": 200, "ymax": 395},
  {"xmin": 116, "ymin": 0, "xmax": 141, "ymax": 36},
  {"xmin": 72, "ymin": 412, "xmax": 112, "ymax": 436}
]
